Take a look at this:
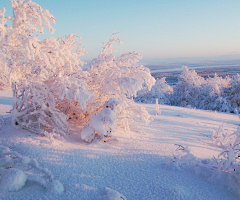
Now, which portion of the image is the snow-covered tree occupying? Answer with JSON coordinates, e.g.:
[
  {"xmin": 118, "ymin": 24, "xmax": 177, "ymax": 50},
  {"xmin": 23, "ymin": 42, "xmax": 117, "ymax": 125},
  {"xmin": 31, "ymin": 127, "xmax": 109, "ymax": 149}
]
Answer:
[
  {"xmin": 0, "ymin": 0, "xmax": 92, "ymax": 136},
  {"xmin": 170, "ymin": 66, "xmax": 206, "ymax": 107},
  {"xmin": 134, "ymin": 77, "xmax": 173, "ymax": 104},
  {"xmin": 169, "ymin": 66, "xmax": 236, "ymax": 113},
  {"xmin": 0, "ymin": 0, "xmax": 155, "ymax": 141},
  {"xmin": 225, "ymin": 74, "xmax": 240, "ymax": 114}
]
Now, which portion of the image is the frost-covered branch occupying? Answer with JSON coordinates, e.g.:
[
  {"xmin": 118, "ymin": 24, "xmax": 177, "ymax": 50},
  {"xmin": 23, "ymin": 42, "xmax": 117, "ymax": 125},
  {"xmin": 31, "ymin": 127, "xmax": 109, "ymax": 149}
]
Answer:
[{"xmin": 0, "ymin": 144, "xmax": 64, "ymax": 193}]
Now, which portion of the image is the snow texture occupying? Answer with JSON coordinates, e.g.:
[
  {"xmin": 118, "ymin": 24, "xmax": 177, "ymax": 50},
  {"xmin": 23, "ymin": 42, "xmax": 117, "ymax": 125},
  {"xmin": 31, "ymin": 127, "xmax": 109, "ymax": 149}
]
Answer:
[
  {"xmin": 0, "ymin": 141, "xmax": 64, "ymax": 194},
  {"xmin": 0, "ymin": 90, "xmax": 240, "ymax": 199},
  {"xmin": 0, "ymin": 168, "xmax": 27, "ymax": 192},
  {"xmin": 2, "ymin": 1, "xmax": 240, "ymax": 199},
  {"xmin": 51, "ymin": 180, "xmax": 64, "ymax": 195},
  {"xmin": 97, "ymin": 187, "xmax": 127, "ymax": 200}
]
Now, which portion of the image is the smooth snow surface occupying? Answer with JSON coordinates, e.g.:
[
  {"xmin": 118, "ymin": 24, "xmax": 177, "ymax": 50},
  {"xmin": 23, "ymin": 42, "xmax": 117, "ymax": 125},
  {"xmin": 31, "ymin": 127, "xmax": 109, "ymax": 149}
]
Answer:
[{"xmin": 0, "ymin": 91, "xmax": 240, "ymax": 199}]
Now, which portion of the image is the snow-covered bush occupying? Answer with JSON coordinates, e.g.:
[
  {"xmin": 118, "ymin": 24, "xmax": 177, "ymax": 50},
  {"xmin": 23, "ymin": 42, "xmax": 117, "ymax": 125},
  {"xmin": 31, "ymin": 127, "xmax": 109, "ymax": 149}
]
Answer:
[
  {"xmin": 169, "ymin": 124, "xmax": 240, "ymax": 197},
  {"xmin": 200, "ymin": 122, "xmax": 233, "ymax": 147},
  {"xmin": 0, "ymin": 0, "xmax": 155, "ymax": 141},
  {"xmin": 134, "ymin": 77, "xmax": 173, "ymax": 104},
  {"xmin": 169, "ymin": 66, "xmax": 237, "ymax": 113},
  {"xmin": 134, "ymin": 66, "xmax": 240, "ymax": 115},
  {"xmin": 168, "ymin": 143, "xmax": 240, "ymax": 197},
  {"xmin": 0, "ymin": 144, "xmax": 64, "ymax": 193},
  {"xmin": 0, "ymin": 0, "xmax": 92, "ymax": 136},
  {"xmin": 168, "ymin": 145, "xmax": 199, "ymax": 171},
  {"xmin": 224, "ymin": 74, "xmax": 240, "ymax": 114},
  {"xmin": 81, "ymin": 33, "xmax": 155, "ymax": 142},
  {"xmin": 170, "ymin": 66, "xmax": 206, "ymax": 107},
  {"xmin": 213, "ymin": 143, "xmax": 240, "ymax": 179},
  {"xmin": 202, "ymin": 122, "xmax": 240, "ymax": 149}
]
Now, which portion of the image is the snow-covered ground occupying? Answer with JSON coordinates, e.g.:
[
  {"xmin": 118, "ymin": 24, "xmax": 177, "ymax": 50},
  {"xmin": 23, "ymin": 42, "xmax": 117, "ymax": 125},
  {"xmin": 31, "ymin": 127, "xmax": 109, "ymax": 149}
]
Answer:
[{"xmin": 0, "ymin": 90, "xmax": 240, "ymax": 200}]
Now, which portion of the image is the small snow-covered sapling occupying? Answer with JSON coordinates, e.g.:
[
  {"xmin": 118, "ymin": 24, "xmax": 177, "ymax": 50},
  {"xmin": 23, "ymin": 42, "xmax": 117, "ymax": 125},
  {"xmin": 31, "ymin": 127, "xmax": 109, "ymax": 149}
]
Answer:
[{"xmin": 154, "ymin": 98, "xmax": 161, "ymax": 115}]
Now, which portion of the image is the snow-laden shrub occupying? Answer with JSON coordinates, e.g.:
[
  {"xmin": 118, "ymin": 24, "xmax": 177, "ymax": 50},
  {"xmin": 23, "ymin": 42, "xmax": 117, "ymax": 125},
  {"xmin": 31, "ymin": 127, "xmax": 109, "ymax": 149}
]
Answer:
[
  {"xmin": 213, "ymin": 143, "xmax": 240, "ymax": 179},
  {"xmin": 134, "ymin": 66, "xmax": 240, "ymax": 114},
  {"xmin": 0, "ymin": 144, "xmax": 64, "ymax": 194},
  {"xmin": 168, "ymin": 144, "xmax": 240, "ymax": 196},
  {"xmin": 169, "ymin": 66, "xmax": 206, "ymax": 107},
  {"xmin": 210, "ymin": 122, "xmax": 232, "ymax": 146},
  {"xmin": 202, "ymin": 122, "xmax": 240, "ymax": 149},
  {"xmin": 224, "ymin": 74, "xmax": 240, "ymax": 114},
  {"xmin": 199, "ymin": 74, "xmax": 231, "ymax": 112},
  {"xmin": 169, "ymin": 66, "xmax": 236, "ymax": 112},
  {"xmin": 81, "ymin": 33, "xmax": 155, "ymax": 142},
  {"xmin": 134, "ymin": 77, "xmax": 173, "ymax": 104},
  {"xmin": 168, "ymin": 145, "xmax": 199, "ymax": 171},
  {"xmin": 0, "ymin": 1, "xmax": 155, "ymax": 141},
  {"xmin": 0, "ymin": 0, "xmax": 93, "ymax": 136},
  {"xmin": 169, "ymin": 124, "xmax": 240, "ymax": 197},
  {"xmin": 199, "ymin": 122, "xmax": 233, "ymax": 147}
]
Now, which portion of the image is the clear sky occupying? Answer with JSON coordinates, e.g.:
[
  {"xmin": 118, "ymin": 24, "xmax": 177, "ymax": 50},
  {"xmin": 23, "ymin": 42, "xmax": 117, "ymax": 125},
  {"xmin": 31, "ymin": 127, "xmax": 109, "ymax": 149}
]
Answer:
[{"xmin": 1, "ymin": 0, "xmax": 240, "ymax": 64}]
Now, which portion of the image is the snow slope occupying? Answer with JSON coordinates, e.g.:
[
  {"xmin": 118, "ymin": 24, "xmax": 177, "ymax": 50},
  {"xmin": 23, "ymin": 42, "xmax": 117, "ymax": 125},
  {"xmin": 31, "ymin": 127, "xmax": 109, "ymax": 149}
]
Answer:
[{"xmin": 0, "ymin": 91, "xmax": 239, "ymax": 200}]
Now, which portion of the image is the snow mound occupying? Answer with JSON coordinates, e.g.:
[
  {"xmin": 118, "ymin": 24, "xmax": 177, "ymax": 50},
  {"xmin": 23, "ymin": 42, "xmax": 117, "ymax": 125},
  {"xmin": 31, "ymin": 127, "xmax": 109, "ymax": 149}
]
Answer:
[
  {"xmin": 0, "ymin": 156, "xmax": 13, "ymax": 167},
  {"xmin": 0, "ymin": 168, "xmax": 27, "ymax": 191},
  {"xmin": 21, "ymin": 156, "xmax": 31, "ymax": 165},
  {"xmin": 81, "ymin": 126, "xmax": 95, "ymax": 142},
  {"xmin": 81, "ymin": 106, "xmax": 117, "ymax": 142},
  {"xmin": 97, "ymin": 187, "xmax": 127, "ymax": 200},
  {"xmin": 51, "ymin": 180, "xmax": 64, "ymax": 195}
]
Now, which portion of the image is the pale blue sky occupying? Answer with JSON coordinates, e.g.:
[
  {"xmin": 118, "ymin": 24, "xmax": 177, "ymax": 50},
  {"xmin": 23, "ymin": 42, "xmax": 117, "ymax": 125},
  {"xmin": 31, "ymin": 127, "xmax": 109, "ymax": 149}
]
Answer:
[{"xmin": 1, "ymin": 0, "xmax": 240, "ymax": 64}]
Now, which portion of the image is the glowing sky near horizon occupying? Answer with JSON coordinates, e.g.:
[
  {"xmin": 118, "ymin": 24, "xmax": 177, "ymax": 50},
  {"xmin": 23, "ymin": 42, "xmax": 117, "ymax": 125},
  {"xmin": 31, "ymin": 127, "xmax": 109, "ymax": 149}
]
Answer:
[{"xmin": 1, "ymin": 0, "xmax": 240, "ymax": 63}]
